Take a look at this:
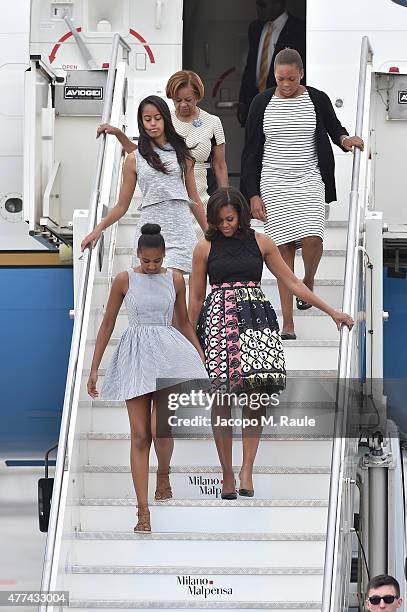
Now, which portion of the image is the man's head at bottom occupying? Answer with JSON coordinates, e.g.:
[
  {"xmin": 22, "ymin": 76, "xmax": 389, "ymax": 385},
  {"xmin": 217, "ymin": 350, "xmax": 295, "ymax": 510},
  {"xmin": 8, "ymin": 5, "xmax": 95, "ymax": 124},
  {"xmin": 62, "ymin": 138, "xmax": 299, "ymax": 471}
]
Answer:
[{"xmin": 366, "ymin": 575, "xmax": 402, "ymax": 610}]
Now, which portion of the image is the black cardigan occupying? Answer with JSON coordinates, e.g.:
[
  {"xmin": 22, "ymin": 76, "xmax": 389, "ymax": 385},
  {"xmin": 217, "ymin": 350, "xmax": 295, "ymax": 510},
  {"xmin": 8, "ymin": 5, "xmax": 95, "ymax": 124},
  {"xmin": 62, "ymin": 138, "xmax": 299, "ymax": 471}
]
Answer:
[{"xmin": 241, "ymin": 86, "xmax": 349, "ymax": 203}]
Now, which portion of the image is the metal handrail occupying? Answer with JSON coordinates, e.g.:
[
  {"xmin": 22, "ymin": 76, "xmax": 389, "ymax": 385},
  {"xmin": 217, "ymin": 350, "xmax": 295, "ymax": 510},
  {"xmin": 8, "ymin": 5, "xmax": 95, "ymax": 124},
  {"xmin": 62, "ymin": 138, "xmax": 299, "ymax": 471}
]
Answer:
[
  {"xmin": 39, "ymin": 34, "xmax": 130, "ymax": 604},
  {"xmin": 321, "ymin": 36, "xmax": 373, "ymax": 611},
  {"xmin": 107, "ymin": 153, "xmax": 126, "ymax": 293}
]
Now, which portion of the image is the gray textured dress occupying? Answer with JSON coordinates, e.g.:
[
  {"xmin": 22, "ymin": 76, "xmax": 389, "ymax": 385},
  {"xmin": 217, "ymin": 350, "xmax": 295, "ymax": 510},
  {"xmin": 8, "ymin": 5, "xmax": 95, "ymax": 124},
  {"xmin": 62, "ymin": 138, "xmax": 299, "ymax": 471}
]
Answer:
[
  {"xmin": 101, "ymin": 269, "xmax": 208, "ymax": 401},
  {"xmin": 133, "ymin": 147, "xmax": 197, "ymax": 273}
]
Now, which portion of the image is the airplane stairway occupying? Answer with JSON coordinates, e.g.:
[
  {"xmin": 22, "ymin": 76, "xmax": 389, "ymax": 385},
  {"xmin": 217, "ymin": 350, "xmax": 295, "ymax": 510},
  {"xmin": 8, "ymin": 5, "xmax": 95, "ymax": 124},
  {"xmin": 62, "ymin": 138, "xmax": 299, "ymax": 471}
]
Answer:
[
  {"xmin": 40, "ymin": 34, "xmax": 375, "ymax": 612},
  {"xmin": 57, "ymin": 212, "xmax": 348, "ymax": 611}
]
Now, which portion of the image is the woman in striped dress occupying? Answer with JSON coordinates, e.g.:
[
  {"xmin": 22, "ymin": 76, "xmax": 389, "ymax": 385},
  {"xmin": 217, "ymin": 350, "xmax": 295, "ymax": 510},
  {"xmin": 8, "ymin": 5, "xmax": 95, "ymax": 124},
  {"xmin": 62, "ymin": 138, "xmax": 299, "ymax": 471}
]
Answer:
[
  {"xmin": 242, "ymin": 49, "xmax": 363, "ymax": 339},
  {"xmin": 87, "ymin": 224, "xmax": 208, "ymax": 532}
]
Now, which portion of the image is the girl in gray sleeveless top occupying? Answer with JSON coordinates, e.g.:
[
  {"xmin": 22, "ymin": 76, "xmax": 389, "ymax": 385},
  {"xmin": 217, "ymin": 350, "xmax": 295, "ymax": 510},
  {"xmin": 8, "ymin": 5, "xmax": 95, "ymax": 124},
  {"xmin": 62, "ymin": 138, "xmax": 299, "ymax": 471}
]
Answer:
[
  {"xmin": 81, "ymin": 96, "xmax": 208, "ymax": 274},
  {"xmin": 87, "ymin": 224, "xmax": 208, "ymax": 533}
]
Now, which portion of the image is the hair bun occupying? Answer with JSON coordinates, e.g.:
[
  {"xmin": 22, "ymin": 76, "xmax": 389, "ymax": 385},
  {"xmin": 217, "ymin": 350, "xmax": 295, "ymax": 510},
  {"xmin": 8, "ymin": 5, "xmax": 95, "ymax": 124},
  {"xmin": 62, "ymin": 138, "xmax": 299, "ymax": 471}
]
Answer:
[{"xmin": 141, "ymin": 223, "xmax": 161, "ymax": 236}]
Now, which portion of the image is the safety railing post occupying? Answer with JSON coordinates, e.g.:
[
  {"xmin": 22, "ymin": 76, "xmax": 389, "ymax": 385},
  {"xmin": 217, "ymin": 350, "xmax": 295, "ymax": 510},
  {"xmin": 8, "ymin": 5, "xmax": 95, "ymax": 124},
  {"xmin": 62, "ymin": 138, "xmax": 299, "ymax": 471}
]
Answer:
[{"xmin": 321, "ymin": 35, "xmax": 374, "ymax": 612}]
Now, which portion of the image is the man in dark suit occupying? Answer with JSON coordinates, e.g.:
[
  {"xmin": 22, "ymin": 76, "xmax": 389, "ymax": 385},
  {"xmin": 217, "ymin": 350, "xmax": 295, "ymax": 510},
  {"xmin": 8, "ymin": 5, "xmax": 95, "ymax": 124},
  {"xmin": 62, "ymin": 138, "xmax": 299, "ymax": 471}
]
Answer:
[{"xmin": 238, "ymin": 0, "xmax": 306, "ymax": 126}]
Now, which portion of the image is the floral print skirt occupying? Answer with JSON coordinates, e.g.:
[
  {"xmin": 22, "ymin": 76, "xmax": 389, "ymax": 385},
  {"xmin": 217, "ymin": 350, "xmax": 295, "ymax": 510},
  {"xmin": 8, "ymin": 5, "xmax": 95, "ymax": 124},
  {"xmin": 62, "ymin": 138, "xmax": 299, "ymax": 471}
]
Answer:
[{"xmin": 197, "ymin": 281, "xmax": 286, "ymax": 394}]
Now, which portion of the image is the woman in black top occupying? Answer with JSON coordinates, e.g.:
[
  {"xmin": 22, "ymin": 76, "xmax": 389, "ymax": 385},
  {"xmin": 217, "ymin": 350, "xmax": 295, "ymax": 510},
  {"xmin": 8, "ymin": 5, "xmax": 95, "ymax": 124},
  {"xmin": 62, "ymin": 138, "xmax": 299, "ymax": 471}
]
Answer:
[
  {"xmin": 241, "ymin": 49, "xmax": 363, "ymax": 339},
  {"xmin": 189, "ymin": 186, "xmax": 353, "ymax": 499}
]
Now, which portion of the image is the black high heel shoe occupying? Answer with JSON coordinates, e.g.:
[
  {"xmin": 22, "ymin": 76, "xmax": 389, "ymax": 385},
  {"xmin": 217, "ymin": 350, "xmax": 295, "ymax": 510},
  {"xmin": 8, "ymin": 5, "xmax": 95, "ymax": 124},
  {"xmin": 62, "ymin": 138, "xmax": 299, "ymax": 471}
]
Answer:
[
  {"xmin": 238, "ymin": 472, "xmax": 254, "ymax": 497},
  {"xmin": 221, "ymin": 478, "xmax": 237, "ymax": 500},
  {"xmin": 238, "ymin": 488, "xmax": 254, "ymax": 497},
  {"xmin": 221, "ymin": 491, "xmax": 238, "ymax": 500}
]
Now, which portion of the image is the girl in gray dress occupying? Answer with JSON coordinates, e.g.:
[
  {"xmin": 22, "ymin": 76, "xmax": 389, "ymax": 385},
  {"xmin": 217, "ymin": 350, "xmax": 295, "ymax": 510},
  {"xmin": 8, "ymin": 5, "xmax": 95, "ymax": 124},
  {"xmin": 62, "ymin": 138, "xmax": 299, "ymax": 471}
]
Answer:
[
  {"xmin": 81, "ymin": 95, "xmax": 208, "ymax": 273},
  {"xmin": 87, "ymin": 224, "xmax": 208, "ymax": 533}
]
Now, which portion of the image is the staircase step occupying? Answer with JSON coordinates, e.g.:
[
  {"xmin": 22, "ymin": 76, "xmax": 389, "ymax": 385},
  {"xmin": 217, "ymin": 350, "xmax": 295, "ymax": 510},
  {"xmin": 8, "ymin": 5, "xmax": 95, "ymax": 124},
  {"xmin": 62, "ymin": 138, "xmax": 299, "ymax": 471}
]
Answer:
[
  {"xmin": 81, "ymin": 465, "xmax": 331, "ymax": 474},
  {"xmin": 84, "ymin": 338, "xmax": 340, "ymax": 371},
  {"xmin": 79, "ymin": 369, "xmax": 338, "ymax": 401},
  {"xmin": 67, "ymin": 571, "xmax": 323, "ymax": 603},
  {"xmin": 111, "ymin": 248, "xmax": 346, "ymax": 259},
  {"xmin": 78, "ymin": 498, "xmax": 328, "ymax": 533},
  {"xmin": 92, "ymin": 276, "xmax": 344, "ymax": 311},
  {"xmin": 110, "ymin": 248, "xmax": 346, "ymax": 280},
  {"xmin": 90, "ymin": 308, "xmax": 339, "ymax": 341},
  {"xmin": 69, "ymin": 600, "xmax": 321, "ymax": 610},
  {"xmin": 83, "ymin": 368, "xmax": 338, "ymax": 377},
  {"xmin": 117, "ymin": 218, "xmax": 347, "ymax": 250},
  {"xmin": 69, "ymin": 565, "xmax": 324, "ymax": 576},
  {"xmin": 71, "ymin": 532, "xmax": 325, "ymax": 567},
  {"xmin": 80, "ymin": 467, "xmax": 330, "ymax": 500},
  {"xmin": 80, "ymin": 437, "xmax": 333, "ymax": 468},
  {"xmin": 75, "ymin": 531, "xmax": 326, "ymax": 540}
]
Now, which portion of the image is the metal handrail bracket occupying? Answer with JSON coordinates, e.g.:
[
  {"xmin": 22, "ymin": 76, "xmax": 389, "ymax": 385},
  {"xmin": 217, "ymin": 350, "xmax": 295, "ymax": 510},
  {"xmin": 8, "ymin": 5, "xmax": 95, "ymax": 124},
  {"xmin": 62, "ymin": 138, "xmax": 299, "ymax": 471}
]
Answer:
[
  {"xmin": 39, "ymin": 34, "xmax": 131, "ymax": 610},
  {"xmin": 321, "ymin": 36, "xmax": 374, "ymax": 612}
]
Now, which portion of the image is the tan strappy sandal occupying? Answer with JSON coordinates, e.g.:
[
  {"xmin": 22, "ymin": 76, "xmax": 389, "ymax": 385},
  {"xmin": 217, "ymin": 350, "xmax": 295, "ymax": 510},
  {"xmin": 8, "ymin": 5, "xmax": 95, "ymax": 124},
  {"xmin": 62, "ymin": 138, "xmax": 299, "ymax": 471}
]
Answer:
[
  {"xmin": 134, "ymin": 507, "xmax": 151, "ymax": 533},
  {"xmin": 155, "ymin": 468, "xmax": 172, "ymax": 501}
]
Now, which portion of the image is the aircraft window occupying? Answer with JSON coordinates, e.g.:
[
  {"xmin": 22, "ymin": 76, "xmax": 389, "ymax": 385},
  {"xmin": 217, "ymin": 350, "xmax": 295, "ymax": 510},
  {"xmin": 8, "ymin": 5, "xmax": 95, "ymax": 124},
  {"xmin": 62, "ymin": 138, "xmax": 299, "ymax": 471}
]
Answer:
[{"xmin": 5, "ymin": 198, "xmax": 23, "ymax": 214}]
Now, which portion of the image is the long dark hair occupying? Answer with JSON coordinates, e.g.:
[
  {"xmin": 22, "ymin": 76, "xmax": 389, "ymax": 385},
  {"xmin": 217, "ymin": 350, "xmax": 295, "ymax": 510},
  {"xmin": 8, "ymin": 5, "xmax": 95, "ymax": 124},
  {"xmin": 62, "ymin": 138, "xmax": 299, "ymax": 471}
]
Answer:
[
  {"xmin": 137, "ymin": 95, "xmax": 194, "ymax": 176},
  {"xmin": 205, "ymin": 187, "xmax": 251, "ymax": 241}
]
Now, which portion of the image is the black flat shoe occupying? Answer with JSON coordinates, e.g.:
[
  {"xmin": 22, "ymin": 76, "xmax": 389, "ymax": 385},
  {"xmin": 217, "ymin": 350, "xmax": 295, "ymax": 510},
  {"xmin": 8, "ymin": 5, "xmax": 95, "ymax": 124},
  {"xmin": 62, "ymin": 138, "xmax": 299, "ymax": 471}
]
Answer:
[
  {"xmin": 221, "ymin": 491, "xmax": 238, "ymax": 500},
  {"xmin": 296, "ymin": 297, "xmax": 312, "ymax": 310},
  {"xmin": 238, "ymin": 488, "xmax": 254, "ymax": 497},
  {"xmin": 281, "ymin": 331, "xmax": 297, "ymax": 340}
]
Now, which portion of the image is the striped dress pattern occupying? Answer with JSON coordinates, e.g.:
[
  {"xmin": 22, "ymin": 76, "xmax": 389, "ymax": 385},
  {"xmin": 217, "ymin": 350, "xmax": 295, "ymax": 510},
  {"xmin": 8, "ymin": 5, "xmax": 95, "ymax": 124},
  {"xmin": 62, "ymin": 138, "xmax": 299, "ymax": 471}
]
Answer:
[
  {"xmin": 260, "ymin": 90, "xmax": 325, "ymax": 247},
  {"xmin": 101, "ymin": 269, "xmax": 208, "ymax": 401}
]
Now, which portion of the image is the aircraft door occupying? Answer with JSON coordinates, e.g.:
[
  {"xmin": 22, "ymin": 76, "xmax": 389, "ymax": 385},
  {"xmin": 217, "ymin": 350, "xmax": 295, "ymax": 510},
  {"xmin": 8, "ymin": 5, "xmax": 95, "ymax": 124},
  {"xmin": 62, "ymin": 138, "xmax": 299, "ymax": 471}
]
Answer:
[
  {"xmin": 183, "ymin": 0, "xmax": 254, "ymax": 186},
  {"xmin": 183, "ymin": 0, "xmax": 306, "ymax": 187}
]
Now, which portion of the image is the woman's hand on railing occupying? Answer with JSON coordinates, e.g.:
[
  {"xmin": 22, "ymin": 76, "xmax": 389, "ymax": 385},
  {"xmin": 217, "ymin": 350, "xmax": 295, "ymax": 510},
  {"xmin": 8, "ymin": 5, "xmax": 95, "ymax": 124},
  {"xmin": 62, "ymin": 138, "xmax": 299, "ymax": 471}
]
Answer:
[
  {"xmin": 87, "ymin": 370, "xmax": 99, "ymax": 398},
  {"xmin": 330, "ymin": 310, "xmax": 354, "ymax": 331},
  {"xmin": 81, "ymin": 227, "xmax": 102, "ymax": 251},
  {"xmin": 341, "ymin": 135, "xmax": 364, "ymax": 152},
  {"xmin": 97, "ymin": 123, "xmax": 121, "ymax": 138}
]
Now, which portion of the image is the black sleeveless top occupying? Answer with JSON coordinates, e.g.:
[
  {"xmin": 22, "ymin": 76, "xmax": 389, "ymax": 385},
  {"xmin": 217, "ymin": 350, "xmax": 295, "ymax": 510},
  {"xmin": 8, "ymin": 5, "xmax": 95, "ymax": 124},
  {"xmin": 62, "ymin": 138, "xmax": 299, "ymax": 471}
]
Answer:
[{"xmin": 207, "ymin": 229, "xmax": 263, "ymax": 285}]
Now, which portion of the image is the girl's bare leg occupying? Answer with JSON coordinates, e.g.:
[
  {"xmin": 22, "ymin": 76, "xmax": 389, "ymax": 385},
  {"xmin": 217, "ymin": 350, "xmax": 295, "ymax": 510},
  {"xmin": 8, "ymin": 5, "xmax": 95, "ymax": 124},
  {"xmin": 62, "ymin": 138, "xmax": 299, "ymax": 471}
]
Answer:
[
  {"xmin": 126, "ymin": 394, "xmax": 152, "ymax": 528},
  {"xmin": 151, "ymin": 401, "xmax": 174, "ymax": 500}
]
